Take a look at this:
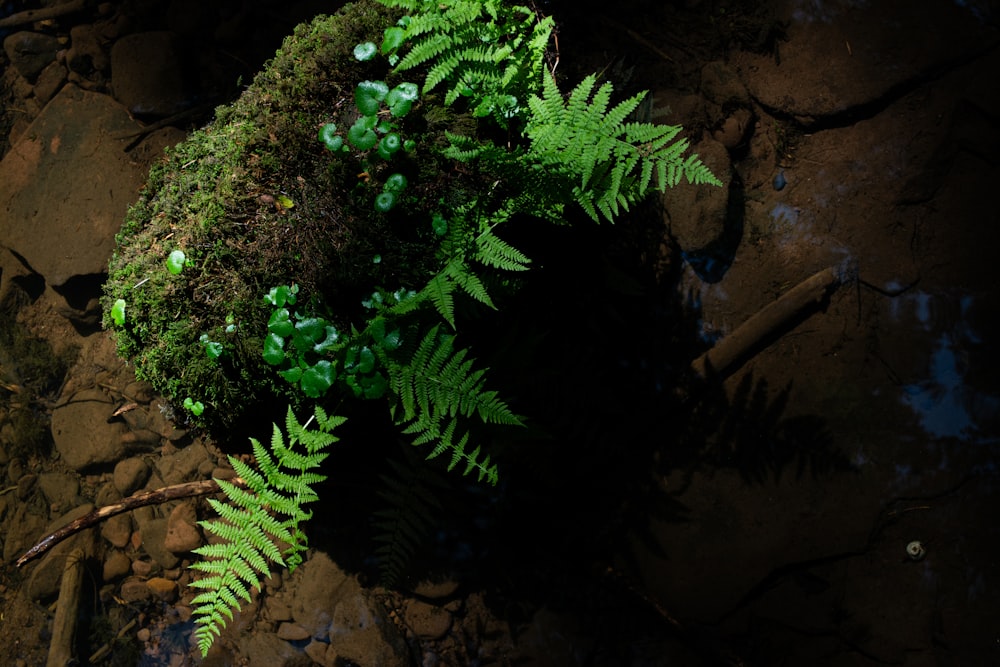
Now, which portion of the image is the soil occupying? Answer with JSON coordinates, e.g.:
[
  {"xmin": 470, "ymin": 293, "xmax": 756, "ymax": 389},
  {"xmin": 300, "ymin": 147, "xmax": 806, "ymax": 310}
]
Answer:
[{"xmin": 2, "ymin": 1, "xmax": 999, "ymax": 666}]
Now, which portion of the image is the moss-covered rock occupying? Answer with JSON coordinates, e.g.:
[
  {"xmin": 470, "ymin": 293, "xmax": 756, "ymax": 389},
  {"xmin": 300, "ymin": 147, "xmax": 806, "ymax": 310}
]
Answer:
[{"xmin": 103, "ymin": 0, "xmax": 480, "ymax": 429}]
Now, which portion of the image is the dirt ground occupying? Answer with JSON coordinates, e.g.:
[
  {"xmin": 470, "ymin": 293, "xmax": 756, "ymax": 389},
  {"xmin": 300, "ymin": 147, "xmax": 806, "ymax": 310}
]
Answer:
[{"xmin": 2, "ymin": 0, "xmax": 999, "ymax": 665}]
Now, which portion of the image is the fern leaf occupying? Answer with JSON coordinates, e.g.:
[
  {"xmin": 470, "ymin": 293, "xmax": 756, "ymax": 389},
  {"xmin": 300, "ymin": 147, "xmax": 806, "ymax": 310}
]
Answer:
[{"xmin": 189, "ymin": 406, "xmax": 344, "ymax": 656}]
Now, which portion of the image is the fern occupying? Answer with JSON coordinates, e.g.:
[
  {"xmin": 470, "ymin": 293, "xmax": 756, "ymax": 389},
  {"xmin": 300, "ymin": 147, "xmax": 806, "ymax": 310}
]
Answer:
[
  {"xmin": 189, "ymin": 406, "xmax": 344, "ymax": 656},
  {"xmin": 373, "ymin": 452, "xmax": 447, "ymax": 585},
  {"xmin": 383, "ymin": 324, "xmax": 521, "ymax": 484},
  {"xmin": 392, "ymin": 219, "xmax": 529, "ymax": 327},
  {"xmin": 378, "ymin": 0, "xmax": 553, "ymax": 124},
  {"xmin": 525, "ymin": 72, "xmax": 722, "ymax": 222}
]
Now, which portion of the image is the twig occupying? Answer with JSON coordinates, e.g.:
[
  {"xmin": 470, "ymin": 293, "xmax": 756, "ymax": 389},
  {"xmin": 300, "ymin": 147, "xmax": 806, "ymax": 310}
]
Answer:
[
  {"xmin": 16, "ymin": 477, "xmax": 246, "ymax": 568},
  {"xmin": 0, "ymin": 0, "xmax": 88, "ymax": 29},
  {"xmin": 691, "ymin": 264, "xmax": 850, "ymax": 379},
  {"xmin": 46, "ymin": 548, "xmax": 85, "ymax": 667}
]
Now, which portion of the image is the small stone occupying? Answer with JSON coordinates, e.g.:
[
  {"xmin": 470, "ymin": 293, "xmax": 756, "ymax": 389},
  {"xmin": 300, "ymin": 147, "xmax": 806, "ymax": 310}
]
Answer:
[
  {"xmin": 404, "ymin": 599, "xmax": 453, "ymax": 640},
  {"xmin": 3, "ymin": 31, "xmax": 60, "ymax": 81},
  {"xmin": 163, "ymin": 502, "xmax": 202, "ymax": 553},
  {"xmin": 124, "ymin": 381, "xmax": 156, "ymax": 404},
  {"xmin": 268, "ymin": 599, "xmax": 293, "ymax": 622},
  {"xmin": 119, "ymin": 577, "xmax": 151, "ymax": 603},
  {"xmin": 276, "ymin": 622, "xmax": 311, "ymax": 641},
  {"xmin": 7, "ymin": 458, "xmax": 24, "ymax": 484},
  {"xmin": 16, "ymin": 473, "xmax": 36, "ymax": 499},
  {"xmin": 131, "ymin": 559, "xmax": 154, "ymax": 577},
  {"xmin": 101, "ymin": 513, "xmax": 132, "ymax": 548},
  {"xmin": 136, "ymin": 627, "xmax": 151, "ymax": 642},
  {"xmin": 139, "ymin": 518, "xmax": 180, "ymax": 569},
  {"xmin": 412, "ymin": 579, "xmax": 460, "ymax": 600},
  {"xmin": 146, "ymin": 577, "xmax": 177, "ymax": 602},
  {"xmin": 103, "ymin": 551, "xmax": 132, "ymax": 582},
  {"xmin": 114, "ymin": 457, "xmax": 151, "ymax": 496},
  {"xmin": 33, "ymin": 61, "xmax": 66, "ymax": 105}
]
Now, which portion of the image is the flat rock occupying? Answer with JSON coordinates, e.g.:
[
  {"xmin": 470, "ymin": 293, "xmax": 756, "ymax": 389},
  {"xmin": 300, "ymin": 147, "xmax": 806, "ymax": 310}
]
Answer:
[
  {"xmin": 110, "ymin": 31, "xmax": 192, "ymax": 117},
  {"xmin": 2, "ymin": 31, "xmax": 59, "ymax": 81},
  {"xmin": 51, "ymin": 387, "xmax": 128, "ymax": 471},
  {"xmin": 731, "ymin": 0, "xmax": 998, "ymax": 122},
  {"xmin": 113, "ymin": 457, "xmax": 151, "ymax": 496},
  {"xmin": 0, "ymin": 84, "xmax": 144, "ymax": 288},
  {"xmin": 163, "ymin": 501, "xmax": 202, "ymax": 553}
]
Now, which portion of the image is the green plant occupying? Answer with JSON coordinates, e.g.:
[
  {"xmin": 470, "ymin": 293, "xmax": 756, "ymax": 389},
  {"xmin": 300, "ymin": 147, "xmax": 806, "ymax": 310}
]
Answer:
[
  {"xmin": 190, "ymin": 405, "xmax": 343, "ymax": 654},
  {"xmin": 99, "ymin": 0, "xmax": 722, "ymax": 654}
]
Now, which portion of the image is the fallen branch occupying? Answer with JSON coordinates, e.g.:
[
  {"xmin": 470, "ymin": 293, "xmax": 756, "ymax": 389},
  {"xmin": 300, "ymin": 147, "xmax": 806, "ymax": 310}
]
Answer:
[
  {"xmin": 0, "ymin": 0, "xmax": 88, "ymax": 29},
  {"xmin": 691, "ymin": 264, "xmax": 851, "ymax": 379},
  {"xmin": 16, "ymin": 477, "xmax": 245, "ymax": 568},
  {"xmin": 46, "ymin": 547, "xmax": 85, "ymax": 667}
]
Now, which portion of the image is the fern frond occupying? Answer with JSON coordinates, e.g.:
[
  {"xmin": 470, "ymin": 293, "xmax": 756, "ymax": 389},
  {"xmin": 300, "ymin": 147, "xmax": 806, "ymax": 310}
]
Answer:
[
  {"xmin": 526, "ymin": 72, "xmax": 722, "ymax": 222},
  {"xmin": 383, "ymin": 325, "xmax": 520, "ymax": 484},
  {"xmin": 189, "ymin": 406, "xmax": 344, "ymax": 656}
]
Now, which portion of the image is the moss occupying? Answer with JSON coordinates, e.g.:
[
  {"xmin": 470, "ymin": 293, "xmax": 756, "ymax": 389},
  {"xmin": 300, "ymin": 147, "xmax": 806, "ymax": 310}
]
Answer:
[{"xmin": 103, "ymin": 0, "xmax": 481, "ymax": 430}]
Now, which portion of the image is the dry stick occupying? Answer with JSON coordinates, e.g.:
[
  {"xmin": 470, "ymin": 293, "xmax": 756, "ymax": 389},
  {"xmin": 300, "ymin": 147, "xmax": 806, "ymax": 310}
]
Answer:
[
  {"xmin": 691, "ymin": 264, "xmax": 849, "ymax": 380},
  {"xmin": 0, "ymin": 0, "xmax": 88, "ymax": 28},
  {"xmin": 16, "ymin": 477, "xmax": 246, "ymax": 569},
  {"xmin": 46, "ymin": 547, "xmax": 85, "ymax": 667}
]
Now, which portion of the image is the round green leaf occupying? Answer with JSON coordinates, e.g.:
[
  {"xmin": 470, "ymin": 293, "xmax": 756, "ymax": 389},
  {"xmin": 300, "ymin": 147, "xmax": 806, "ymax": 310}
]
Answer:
[
  {"xmin": 384, "ymin": 172, "xmax": 408, "ymax": 192},
  {"xmin": 348, "ymin": 119, "xmax": 378, "ymax": 150},
  {"xmin": 381, "ymin": 133, "xmax": 401, "ymax": 154},
  {"xmin": 381, "ymin": 26, "xmax": 405, "ymax": 54},
  {"xmin": 166, "ymin": 249, "xmax": 186, "ymax": 275},
  {"xmin": 353, "ymin": 41, "xmax": 377, "ymax": 61},
  {"xmin": 262, "ymin": 333, "xmax": 286, "ymax": 365},
  {"xmin": 267, "ymin": 308, "xmax": 295, "ymax": 337},
  {"xmin": 431, "ymin": 213, "xmax": 448, "ymax": 236},
  {"xmin": 390, "ymin": 82, "xmax": 419, "ymax": 102},
  {"xmin": 374, "ymin": 191, "xmax": 396, "ymax": 212},
  {"xmin": 403, "ymin": 138, "xmax": 416, "ymax": 152},
  {"xmin": 355, "ymin": 80, "xmax": 389, "ymax": 116},
  {"xmin": 301, "ymin": 361, "xmax": 335, "ymax": 398},
  {"xmin": 318, "ymin": 124, "xmax": 342, "ymax": 151}
]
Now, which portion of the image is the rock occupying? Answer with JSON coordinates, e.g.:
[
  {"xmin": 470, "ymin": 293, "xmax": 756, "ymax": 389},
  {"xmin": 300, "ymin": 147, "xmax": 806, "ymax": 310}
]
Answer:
[
  {"xmin": 109, "ymin": 31, "xmax": 192, "ymax": 118},
  {"xmin": 412, "ymin": 578, "xmax": 460, "ymax": 600},
  {"xmin": 37, "ymin": 471, "xmax": 80, "ymax": 512},
  {"xmin": 276, "ymin": 622, "xmax": 311, "ymax": 641},
  {"xmin": 124, "ymin": 381, "xmax": 156, "ymax": 404},
  {"xmin": 32, "ymin": 61, "xmax": 66, "ymax": 106},
  {"xmin": 26, "ymin": 504, "xmax": 97, "ymax": 601},
  {"xmin": 163, "ymin": 502, "xmax": 202, "ymax": 553},
  {"xmin": 2, "ymin": 502, "xmax": 48, "ymax": 563},
  {"xmin": 156, "ymin": 442, "xmax": 209, "ymax": 485},
  {"xmin": 6, "ymin": 457, "xmax": 24, "ymax": 483},
  {"xmin": 66, "ymin": 24, "xmax": 109, "ymax": 77},
  {"xmin": 146, "ymin": 577, "xmax": 178, "ymax": 602},
  {"xmin": 329, "ymin": 593, "xmax": 409, "ymax": 667},
  {"xmin": 662, "ymin": 137, "xmax": 733, "ymax": 258},
  {"xmin": 119, "ymin": 577, "xmax": 151, "ymax": 603},
  {"xmin": 304, "ymin": 640, "xmax": 327, "ymax": 665},
  {"xmin": 100, "ymin": 512, "xmax": 133, "ymax": 548},
  {"xmin": 3, "ymin": 32, "xmax": 60, "ymax": 82},
  {"xmin": 138, "ymin": 518, "xmax": 180, "ymax": 569},
  {"xmin": 113, "ymin": 457, "xmax": 150, "ymax": 496},
  {"xmin": 0, "ymin": 84, "xmax": 144, "ymax": 291},
  {"xmin": 16, "ymin": 473, "xmax": 36, "ymax": 499},
  {"xmin": 103, "ymin": 551, "xmax": 132, "ymax": 582},
  {"xmin": 700, "ymin": 61, "xmax": 751, "ymax": 109},
  {"xmin": 131, "ymin": 559, "xmax": 154, "ymax": 578},
  {"xmin": 404, "ymin": 599, "xmax": 453, "ymax": 640},
  {"xmin": 51, "ymin": 388, "xmax": 127, "ymax": 470},
  {"xmin": 290, "ymin": 552, "xmax": 350, "ymax": 634},
  {"xmin": 239, "ymin": 632, "xmax": 302, "ymax": 667},
  {"xmin": 712, "ymin": 107, "xmax": 754, "ymax": 150}
]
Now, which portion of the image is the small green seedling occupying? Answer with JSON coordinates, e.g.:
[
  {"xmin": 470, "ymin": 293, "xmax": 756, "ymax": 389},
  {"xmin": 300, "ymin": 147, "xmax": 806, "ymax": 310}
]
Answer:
[
  {"xmin": 183, "ymin": 397, "xmax": 205, "ymax": 416},
  {"xmin": 200, "ymin": 334, "xmax": 225, "ymax": 360},
  {"xmin": 166, "ymin": 250, "xmax": 187, "ymax": 275},
  {"xmin": 111, "ymin": 298, "xmax": 126, "ymax": 326}
]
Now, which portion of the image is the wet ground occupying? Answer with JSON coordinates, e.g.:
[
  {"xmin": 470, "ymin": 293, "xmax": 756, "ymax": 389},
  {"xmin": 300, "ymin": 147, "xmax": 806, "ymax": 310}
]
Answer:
[{"xmin": 2, "ymin": 0, "xmax": 999, "ymax": 665}]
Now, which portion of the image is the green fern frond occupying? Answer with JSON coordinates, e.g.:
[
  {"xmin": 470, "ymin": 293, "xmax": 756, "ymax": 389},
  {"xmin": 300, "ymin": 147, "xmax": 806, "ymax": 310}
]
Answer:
[
  {"xmin": 525, "ymin": 72, "xmax": 722, "ymax": 222},
  {"xmin": 382, "ymin": 0, "xmax": 553, "ymax": 125},
  {"xmin": 383, "ymin": 324, "xmax": 520, "ymax": 484},
  {"xmin": 189, "ymin": 406, "xmax": 343, "ymax": 657}
]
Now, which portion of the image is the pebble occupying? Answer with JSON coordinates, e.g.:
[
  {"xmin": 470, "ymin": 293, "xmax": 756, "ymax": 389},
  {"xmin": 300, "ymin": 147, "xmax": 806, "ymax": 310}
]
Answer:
[
  {"xmin": 773, "ymin": 170, "xmax": 787, "ymax": 191},
  {"xmin": 114, "ymin": 457, "xmax": 151, "ymax": 496}
]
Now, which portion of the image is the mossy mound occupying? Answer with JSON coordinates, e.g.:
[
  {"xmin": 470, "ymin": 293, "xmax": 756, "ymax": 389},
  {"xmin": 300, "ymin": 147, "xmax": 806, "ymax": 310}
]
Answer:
[{"xmin": 103, "ymin": 0, "xmax": 481, "ymax": 429}]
